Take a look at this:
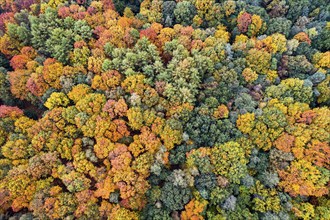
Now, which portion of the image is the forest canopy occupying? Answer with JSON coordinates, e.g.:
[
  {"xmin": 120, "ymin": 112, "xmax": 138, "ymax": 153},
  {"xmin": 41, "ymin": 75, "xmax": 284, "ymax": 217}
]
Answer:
[{"xmin": 0, "ymin": 0, "xmax": 329, "ymax": 219}]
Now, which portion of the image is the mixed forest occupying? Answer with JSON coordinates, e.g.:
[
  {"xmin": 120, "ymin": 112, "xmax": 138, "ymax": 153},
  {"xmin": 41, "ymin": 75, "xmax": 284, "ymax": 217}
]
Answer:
[{"xmin": 0, "ymin": 0, "xmax": 329, "ymax": 219}]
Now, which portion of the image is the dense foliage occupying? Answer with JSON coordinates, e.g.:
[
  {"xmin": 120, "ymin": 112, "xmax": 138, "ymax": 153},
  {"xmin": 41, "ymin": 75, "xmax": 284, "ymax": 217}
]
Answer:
[{"xmin": 0, "ymin": 0, "xmax": 329, "ymax": 219}]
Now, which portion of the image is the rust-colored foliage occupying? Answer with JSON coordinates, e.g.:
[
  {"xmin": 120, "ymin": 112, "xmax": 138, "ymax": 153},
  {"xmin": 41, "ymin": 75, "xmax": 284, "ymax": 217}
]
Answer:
[
  {"xmin": 91, "ymin": 70, "xmax": 122, "ymax": 91},
  {"xmin": 278, "ymin": 160, "xmax": 329, "ymax": 197},
  {"xmin": 294, "ymin": 32, "xmax": 311, "ymax": 45},
  {"xmin": 42, "ymin": 58, "xmax": 64, "ymax": 89},
  {"xmin": 274, "ymin": 133, "xmax": 295, "ymax": 153},
  {"xmin": 237, "ymin": 12, "xmax": 252, "ymax": 33},
  {"xmin": 0, "ymin": 105, "xmax": 23, "ymax": 118},
  {"xmin": 8, "ymin": 69, "xmax": 30, "ymax": 100},
  {"xmin": 181, "ymin": 199, "xmax": 206, "ymax": 220}
]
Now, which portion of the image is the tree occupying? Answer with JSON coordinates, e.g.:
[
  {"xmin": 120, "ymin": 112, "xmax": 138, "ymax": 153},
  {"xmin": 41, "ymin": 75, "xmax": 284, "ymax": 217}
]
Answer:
[
  {"xmin": 91, "ymin": 70, "xmax": 122, "ymax": 91},
  {"xmin": 266, "ymin": 17, "xmax": 292, "ymax": 37},
  {"xmin": 160, "ymin": 182, "xmax": 192, "ymax": 211},
  {"xmin": 140, "ymin": 0, "xmax": 163, "ymax": 23},
  {"xmin": 181, "ymin": 199, "xmax": 207, "ymax": 220},
  {"xmin": 265, "ymin": 78, "xmax": 313, "ymax": 103},
  {"xmin": 174, "ymin": 1, "xmax": 196, "ymax": 26},
  {"xmin": 246, "ymin": 48, "xmax": 271, "ymax": 74},
  {"xmin": 313, "ymin": 22, "xmax": 330, "ymax": 52},
  {"xmin": 237, "ymin": 12, "xmax": 252, "ymax": 33},
  {"xmin": 210, "ymin": 141, "xmax": 248, "ymax": 184},
  {"xmin": 75, "ymin": 93, "xmax": 106, "ymax": 115},
  {"xmin": 44, "ymin": 92, "xmax": 70, "ymax": 110},
  {"xmin": 68, "ymin": 84, "xmax": 92, "ymax": 104},
  {"xmin": 0, "ymin": 105, "xmax": 23, "ymax": 118},
  {"xmin": 29, "ymin": 7, "xmax": 61, "ymax": 51},
  {"xmin": 127, "ymin": 107, "xmax": 144, "ymax": 130},
  {"xmin": 42, "ymin": 59, "xmax": 64, "ymax": 90},
  {"xmin": 278, "ymin": 160, "xmax": 329, "ymax": 197},
  {"xmin": 162, "ymin": 1, "xmax": 176, "ymax": 27},
  {"xmin": 8, "ymin": 69, "xmax": 30, "ymax": 100}
]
